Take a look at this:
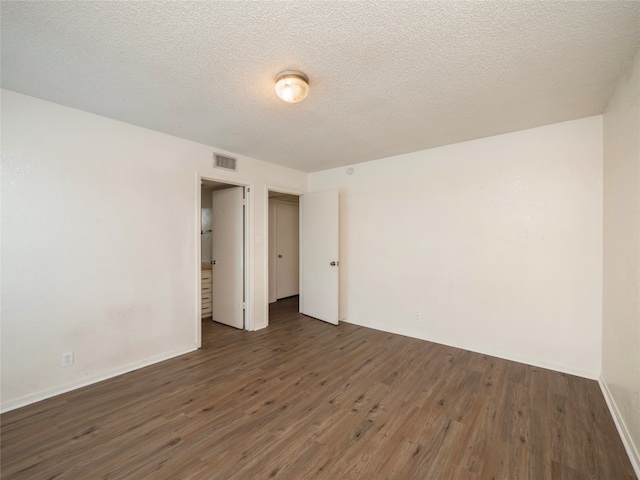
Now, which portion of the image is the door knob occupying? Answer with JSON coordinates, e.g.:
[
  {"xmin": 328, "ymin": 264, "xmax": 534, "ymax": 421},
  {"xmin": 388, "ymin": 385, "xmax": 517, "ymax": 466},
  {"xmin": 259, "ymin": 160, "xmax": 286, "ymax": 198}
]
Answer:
[
  {"xmin": 330, "ymin": 261, "xmax": 339, "ymax": 266},
  {"xmin": 278, "ymin": 254, "xmax": 283, "ymax": 258}
]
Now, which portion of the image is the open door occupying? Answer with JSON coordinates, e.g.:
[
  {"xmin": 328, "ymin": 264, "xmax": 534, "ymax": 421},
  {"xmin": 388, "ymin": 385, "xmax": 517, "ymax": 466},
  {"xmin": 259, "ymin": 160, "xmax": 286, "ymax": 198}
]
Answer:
[
  {"xmin": 211, "ymin": 186, "xmax": 244, "ymax": 329},
  {"xmin": 300, "ymin": 190, "xmax": 339, "ymax": 325}
]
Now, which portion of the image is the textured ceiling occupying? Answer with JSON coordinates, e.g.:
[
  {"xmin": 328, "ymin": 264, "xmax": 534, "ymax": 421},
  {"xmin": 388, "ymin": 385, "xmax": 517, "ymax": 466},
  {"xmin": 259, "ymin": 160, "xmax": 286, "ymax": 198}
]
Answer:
[{"xmin": 2, "ymin": 1, "xmax": 639, "ymax": 172}]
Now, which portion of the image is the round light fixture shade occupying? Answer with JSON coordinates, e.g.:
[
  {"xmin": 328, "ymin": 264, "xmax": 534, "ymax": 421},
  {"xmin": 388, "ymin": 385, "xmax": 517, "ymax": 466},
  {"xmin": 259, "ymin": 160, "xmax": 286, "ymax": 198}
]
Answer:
[{"xmin": 275, "ymin": 71, "xmax": 309, "ymax": 103}]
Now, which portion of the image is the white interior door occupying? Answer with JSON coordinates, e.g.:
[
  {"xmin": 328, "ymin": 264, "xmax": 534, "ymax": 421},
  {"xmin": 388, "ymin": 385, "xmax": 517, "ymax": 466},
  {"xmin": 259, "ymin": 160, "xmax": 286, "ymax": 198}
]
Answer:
[
  {"xmin": 300, "ymin": 190, "xmax": 339, "ymax": 325},
  {"xmin": 276, "ymin": 202, "xmax": 299, "ymax": 299},
  {"xmin": 211, "ymin": 187, "xmax": 244, "ymax": 329}
]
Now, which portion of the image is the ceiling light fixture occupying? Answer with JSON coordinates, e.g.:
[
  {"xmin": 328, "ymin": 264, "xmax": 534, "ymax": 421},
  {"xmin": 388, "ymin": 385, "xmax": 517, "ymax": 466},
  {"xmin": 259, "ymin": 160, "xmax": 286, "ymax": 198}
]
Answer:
[{"xmin": 275, "ymin": 70, "xmax": 309, "ymax": 103}]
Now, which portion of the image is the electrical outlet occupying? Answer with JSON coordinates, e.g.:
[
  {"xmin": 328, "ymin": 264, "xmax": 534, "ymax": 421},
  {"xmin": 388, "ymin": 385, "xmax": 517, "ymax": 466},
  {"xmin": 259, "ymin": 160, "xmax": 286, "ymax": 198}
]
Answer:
[
  {"xmin": 415, "ymin": 311, "xmax": 421, "ymax": 321},
  {"xmin": 62, "ymin": 352, "xmax": 74, "ymax": 367}
]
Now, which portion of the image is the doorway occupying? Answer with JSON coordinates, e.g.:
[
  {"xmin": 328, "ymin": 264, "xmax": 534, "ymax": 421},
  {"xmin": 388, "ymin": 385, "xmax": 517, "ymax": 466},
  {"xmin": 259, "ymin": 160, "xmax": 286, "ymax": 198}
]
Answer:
[
  {"xmin": 268, "ymin": 191, "xmax": 301, "ymax": 312},
  {"xmin": 199, "ymin": 178, "xmax": 250, "ymax": 345}
]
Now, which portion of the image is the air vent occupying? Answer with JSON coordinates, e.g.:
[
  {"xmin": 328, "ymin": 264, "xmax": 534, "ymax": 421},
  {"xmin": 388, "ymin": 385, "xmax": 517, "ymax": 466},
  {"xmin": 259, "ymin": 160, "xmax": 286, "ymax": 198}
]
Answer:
[{"xmin": 214, "ymin": 154, "xmax": 237, "ymax": 171}]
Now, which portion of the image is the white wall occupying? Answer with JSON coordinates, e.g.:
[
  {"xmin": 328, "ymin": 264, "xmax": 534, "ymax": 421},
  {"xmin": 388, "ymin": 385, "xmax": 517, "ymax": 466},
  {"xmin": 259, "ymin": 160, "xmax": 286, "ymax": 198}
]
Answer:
[
  {"xmin": 0, "ymin": 90, "xmax": 307, "ymax": 411},
  {"xmin": 310, "ymin": 116, "xmax": 603, "ymax": 378},
  {"xmin": 602, "ymin": 47, "xmax": 640, "ymax": 474}
]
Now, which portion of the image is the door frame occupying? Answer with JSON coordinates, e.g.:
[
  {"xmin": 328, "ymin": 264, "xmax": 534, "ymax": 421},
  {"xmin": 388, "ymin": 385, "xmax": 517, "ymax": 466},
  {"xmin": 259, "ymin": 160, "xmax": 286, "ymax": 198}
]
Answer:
[
  {"xmin": 264, "ymin": 185, "xmax": 304, "ymax": 327},
  {"xmin": 196, "ymin": 172, "xmax": 252, "ymax": 347}
]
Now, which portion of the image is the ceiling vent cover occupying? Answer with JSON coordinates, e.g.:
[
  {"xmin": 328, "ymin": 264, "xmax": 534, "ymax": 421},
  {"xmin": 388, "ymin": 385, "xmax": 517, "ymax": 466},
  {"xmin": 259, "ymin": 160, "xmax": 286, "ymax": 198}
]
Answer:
[{"xmin": 214, "ymin": 154, "xmax": 237, "ymax": 171}]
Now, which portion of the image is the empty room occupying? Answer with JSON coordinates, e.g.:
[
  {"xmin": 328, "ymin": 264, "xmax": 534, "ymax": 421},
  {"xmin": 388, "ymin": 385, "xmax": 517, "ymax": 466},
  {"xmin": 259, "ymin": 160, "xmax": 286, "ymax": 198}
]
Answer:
[{"xmin": 1, "ymin": 1, "xmax": 639, "ymax": 479}]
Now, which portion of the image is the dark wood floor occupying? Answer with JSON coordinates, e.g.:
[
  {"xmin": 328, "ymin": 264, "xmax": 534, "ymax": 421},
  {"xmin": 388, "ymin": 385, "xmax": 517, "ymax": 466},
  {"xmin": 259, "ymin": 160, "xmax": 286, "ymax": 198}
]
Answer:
[{"xmin": 1, "ymin": 296, "xmax": 635, "ymax": 479}]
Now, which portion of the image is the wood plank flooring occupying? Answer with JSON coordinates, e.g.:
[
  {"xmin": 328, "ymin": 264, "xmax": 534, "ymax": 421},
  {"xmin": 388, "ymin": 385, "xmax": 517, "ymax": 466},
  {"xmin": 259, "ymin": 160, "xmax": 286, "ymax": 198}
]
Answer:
[{"xmin": 1, "ymin": 296, "xmax": 635, "ymax": 479}]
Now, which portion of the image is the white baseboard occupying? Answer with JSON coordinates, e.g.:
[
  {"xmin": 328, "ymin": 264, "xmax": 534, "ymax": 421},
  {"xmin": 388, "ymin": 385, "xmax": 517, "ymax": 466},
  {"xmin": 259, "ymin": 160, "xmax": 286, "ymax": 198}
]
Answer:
[
  {"xmin": 342, "ymin": 317, "xmax": 599, "ymax": 379},
  {"xmin": 1, "ymin": 345, "xmax": 197, "ymax": 414},
  {"xmin": 599, "ymin": 378, "xmax": 640, "ymax": 478}
]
